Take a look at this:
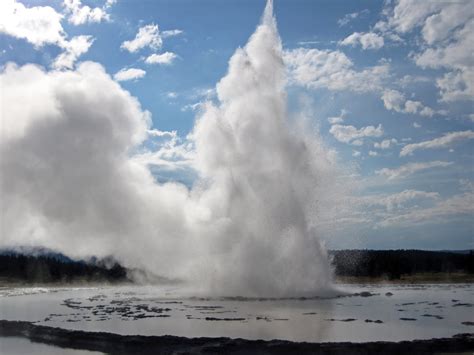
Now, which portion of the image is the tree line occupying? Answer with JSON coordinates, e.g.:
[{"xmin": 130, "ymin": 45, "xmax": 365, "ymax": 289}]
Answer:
[
  {"xmin": 0, "ymin": 249, "xmax": 472, "ymax": 283},
  {"xmin": 0, "ymin": 252, "xmax": 128, "ymax": 283},
  {"xmin": 330, "ymin": 249, "xmax": 474, "ymax": 279}
]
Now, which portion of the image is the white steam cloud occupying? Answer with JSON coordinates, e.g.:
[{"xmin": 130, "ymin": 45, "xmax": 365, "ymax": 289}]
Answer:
[{"xmin": 0, "ymin": 0, "xmax": 341, "ymax": 297}]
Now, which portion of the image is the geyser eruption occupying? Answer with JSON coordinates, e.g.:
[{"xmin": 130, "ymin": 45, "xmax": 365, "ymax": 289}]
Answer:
[
  {"xmin": 0, "ymin": 0, "xmax": 339, "ymax": 296},
  {"xmin": 191, "ymin": 0, "xmax": 334, "ymax": 295}
]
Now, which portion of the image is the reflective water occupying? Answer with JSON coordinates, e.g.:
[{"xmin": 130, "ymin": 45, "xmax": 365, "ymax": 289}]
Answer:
[{"xmin": 0, "ymin": 284, "xmax": 472, "ymax": 343}]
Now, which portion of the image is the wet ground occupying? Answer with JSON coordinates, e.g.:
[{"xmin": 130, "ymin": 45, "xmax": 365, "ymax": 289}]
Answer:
[{"xmin": 0, "ymin": 283, "xmax": 472, "ymax": 343}]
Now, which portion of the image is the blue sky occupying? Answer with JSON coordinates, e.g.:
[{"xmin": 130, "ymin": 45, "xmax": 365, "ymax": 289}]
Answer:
[{"xmin": 1, "ymin": 0, "xmax": 473, "ymax": 250}]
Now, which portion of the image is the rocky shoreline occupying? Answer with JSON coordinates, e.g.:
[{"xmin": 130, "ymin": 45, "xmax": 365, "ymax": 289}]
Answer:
[{"xmin": 0, "ymin": 320, "xmax": 473, "ymax": 354}]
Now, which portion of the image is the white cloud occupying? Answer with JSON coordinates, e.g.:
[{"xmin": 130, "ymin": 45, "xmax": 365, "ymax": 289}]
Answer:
[
  {"xmin": 190, "ymin": 87, "xmax": 216, "ymax": 100},
  {"xmin": 147, "ymin": 129, "xmax": 177, "ymax": 138},
  {"xmin": 338, "ymin": 188, "xmax": 447, "ymax": 230},
  {"xmin": 145, "ymin": 52, "xmax": 177, "ymax": 65},
  {"xmin": 368, "ymin": 150, "xmax": 378, "ymax": 157},
  {"xmin": 338, "ymin": 9, "xmax": 369, "ymax": 27},
  {"xmin": 381, "ymin": 89, "xmax": 404, "ymax": 111},
  {"xmin": 415, "ymin": 19, "xmax": 473, "ymax": 69},
  {"xmin": 381, "ymin": 89, "xmax": 436, "ymax": 117},
  {"xmin": 53, "ymin": 35, "xmax": 94, "ymax": 69},
  {"xmin": 352, "ymin": 150, "xmax": 361, "ymax": 157},
  {"xmin": 166, "ymin": 92, "xmax": 178, "ymax": 99},
  {"xmin": 413, "ymin": 122, "xmax": 421, "ymax": 128},
  {"xmin": 400, "ymin": 130, "xmax": 474, "ymax": 156},
  {"xmin": 377, "ymin": 190, "xmax": 474, "ymax": 227},
  {"xmin": 0, "ymin": 0, "xmax": 65, "ymax": 48},
  {"xmin": 121, "ymin": 24, "xmax": 162, "ymax": 53},
  {"xmin": 133, "ymin": 131, "xmax": 195, "ymax": 173},
  {"xmin": 0, "ymin": 0, "xmax": 94, "ymax": 69},
  {"xmin": 179, "ymin": 87, "xmax": 217, "ymax": 113},
  {"xmin": 383, "ymin": 0, "xmax": 474, "ymax": 102},
  {"xmin": 418, "ymin": 16, "xmax": 474, "ymax": 102},
  {"xmin": 340, "ymin": 32, "xmax": 384, "ymax": 50},
  {"xmin": 351, "ymin": 139, "xmax": 364, "ymax": 146},
  {"xmin": 374, "ymin": 138, "xmax": 397, "ymax": 149},
  {"xmin": 327, "ymin": 109, "xmax": 348, "ymax": 124},
  {"xmin": 284, "ymin": 48, "xmax": 390, "ymax": 93},
  {"xmin": 375, "ymin": 161, "xmax": 453, "ymax": 180},
  {"xmin": 161, "ymin": 29, "xmax": 183, "ymax": 38},
  {"xmin": 181, "ymin": 102, "xmax": 203, "ymax": 112},
  {"xmin": 436, "ymin": 68, "xmax": 474, "ymax": 102},
  {"xmin": 421, "ymin": 2, "xmax": 473, "ymax": 45},
  {"xmin": 460, "ymin": 179, "xmax": 474, "ymax": 192},
  {"xmin": 113, "ymin": 68, "xmax": 146, "ymax": 82},
  {"xmin": 63, "ymin": 0, "xmax": 114, "ymax": 25},
  {"xmin": 388, "ymin": 0, "xmax": 445, "ymax": 34},
  {"xmin": 397, "ymin": 75, "xmax": 431, "ymax": 87},
  {"xmin": 330, "ymin": 124, "xmax": 383, "ymax": 144},
  {"xmin": 361, "ymin": 189, "xmax": 440, "ymax": 212}
]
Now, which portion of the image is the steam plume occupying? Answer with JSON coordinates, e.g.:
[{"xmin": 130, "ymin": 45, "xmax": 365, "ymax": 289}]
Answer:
[{"xmin": 0, "ymin": 0, "xmax": 339, "ymax": 296}]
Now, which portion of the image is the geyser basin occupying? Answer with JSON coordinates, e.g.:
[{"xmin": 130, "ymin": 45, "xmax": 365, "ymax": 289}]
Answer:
[{"xmin": 0, "ymin": 284, "xmax": 473, "ymax": 343}]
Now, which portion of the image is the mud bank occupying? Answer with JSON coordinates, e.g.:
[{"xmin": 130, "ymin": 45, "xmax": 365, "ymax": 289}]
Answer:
[{"xmin": 1, "ymin": 320, "xmax": 473, "ymax": 354}]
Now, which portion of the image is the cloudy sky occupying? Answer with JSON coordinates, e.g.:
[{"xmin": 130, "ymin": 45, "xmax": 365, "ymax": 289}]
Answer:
[{"xmin": 1, "ymin": 0, "xmax": 473, "ymax": 251}]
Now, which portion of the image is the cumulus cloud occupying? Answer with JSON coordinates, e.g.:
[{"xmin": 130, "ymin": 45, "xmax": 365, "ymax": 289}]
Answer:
[
  {"xmin": 340, "ymin": 32, "xmax": 384, "ymax": 50},
  {"xmin": 284, "ymin": 48, "xmax": 390, "ymax": 93},
  {"xmin": 121, "ymin": 24, "xmax": 163, "ymax": 53},
  {"xmin": 113, "ymin": 68, "xmax": 146, "ymax": 81},
  {"xmin": 330, "ymin": 124, "xmax": 383, "ymax": 144},
  {"xmin": 415, "ymin": 19, "xmax": 474, "ymax": 102},
  {"xmin": 375, "ymin": 161, "xmax": 453, "ymax": 180},
  {"xmin": 53, "ymin": 35, "xmax": 94, "ymax": 70},
  {"xmin": 400, "ymin": 130, "xmax": 474, "ymax": 156},
  {"xmin": 435, "ymin": 67, "xmax": 474, "ymax": 102},
  {"xmin": 387, "ymin": 0, "xmax": 445, "ymax": 34},
  {"xmin": 63, "ymin": 0, "xmax": 115, "ymax": 25},
  {"xmin": 327, "ymin": 109, "xmax": 348, "ymax": 124},
  {"xmin": 0, "ymin": 0, "xmax": 65, "ymax": 48},
  {"xmin": 381, "ymin": 0, "xmax": 474, "ymax": 102},
  {"xmin": 145, "ymin": 52, "xmax": 177, "ymax": 65},
  {"xmin": 381, "ymin": 89, "xmax": 436, "ymax": 117},
  {"xmin": 374, "ymin": 138, "xmax": 397, "ymax": 149},
  {"xmin": 386, "ymin": 0, "xmax": 472, "ymax": 44},
  {"xmin": 0, "ymin": 0, "xmax": 93, "ymax": 68}
]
